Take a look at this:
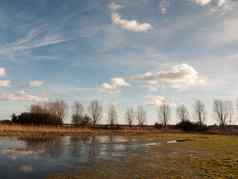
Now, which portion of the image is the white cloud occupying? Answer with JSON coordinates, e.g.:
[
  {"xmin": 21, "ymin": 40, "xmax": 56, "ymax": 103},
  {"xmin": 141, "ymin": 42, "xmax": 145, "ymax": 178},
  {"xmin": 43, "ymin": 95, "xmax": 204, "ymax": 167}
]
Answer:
[
  {"xmin": 99, "ymin": 64, "xmax": 206, "ymax": 94},
  {"xmin": 130, "ymin": 64, "xmax": 207, "ymax": 90},
  {"xmin": 0, "ymin": 80, "xmax": 10, "ymax": 87},
  {"xmin": 193, "ymin": 0, "xmax": 229, "ymax": 7},
  {"xmin": 145, "ymin": 96, "xmax": 175, "ymax": 107},
  {"xmin": 0, "ymin": 68, "xmax": 6, "ymax": 77},
  {"xmin": 29, "ymin": 80, "xmax": 44, "ymax": 87},
  {"xmin": 99, "ymin": 77, "xmax": 130, "ymax": 93},
  {"xmin": 217, "ymin": 0, "xmax": 227, "ymax": 7},
  {"xmin": 109, "ymin": 2, "xmax": 123, "ymax": 11},
  {"xmin": 111, "ymin": 13, "xmax": 152, "ymax": 32},
  {"xmin": 210, "ymin": 17, "xmax": 238, "ymax": 45},
  {"xmin": 0, "ymin": 91, "xmax": 48, "ymax": 102},
  {"xmin": 109, "ymin": 2, "xmax": 152, "ymax": 32},
  {"xmin": 159, "ymin": 0, "xmax": 170, "ymax": 15},
  {"xmin": 193, "ymin": 0, "xmax": 212, "ymax": 6}
]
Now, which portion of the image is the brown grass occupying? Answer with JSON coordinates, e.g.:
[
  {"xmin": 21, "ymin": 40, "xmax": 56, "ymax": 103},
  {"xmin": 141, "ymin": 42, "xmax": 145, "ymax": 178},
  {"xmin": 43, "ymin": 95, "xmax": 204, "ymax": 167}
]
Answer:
[
  {"xmin": 0, "ymin": 124, "xmax": 236, "ymax": 137},
  {"xmin": 0, "ymin": 124, "xmax": 94, "ymax": 137},
  {"xmin": 0, "ymin": 124, "xmax": 171, "ymax": 137}
]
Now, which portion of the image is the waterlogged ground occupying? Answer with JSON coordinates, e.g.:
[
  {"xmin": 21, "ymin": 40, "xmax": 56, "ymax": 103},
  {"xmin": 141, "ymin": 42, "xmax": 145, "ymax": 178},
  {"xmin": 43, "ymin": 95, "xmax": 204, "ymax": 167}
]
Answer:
[{"xmin": 0, "ymin": 133, "xmax": 237, "ymax": 179}]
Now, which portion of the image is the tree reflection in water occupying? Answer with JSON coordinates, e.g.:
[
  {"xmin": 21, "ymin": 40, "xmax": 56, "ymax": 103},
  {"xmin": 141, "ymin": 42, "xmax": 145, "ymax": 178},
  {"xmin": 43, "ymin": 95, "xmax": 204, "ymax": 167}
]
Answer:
[
  {"xmin": 18, "ymin": 137, "xmax": 64, "ymax": 159},
  {"xmin": 69, "ymin": 135, "xmax": 134, "ymax": 162}
]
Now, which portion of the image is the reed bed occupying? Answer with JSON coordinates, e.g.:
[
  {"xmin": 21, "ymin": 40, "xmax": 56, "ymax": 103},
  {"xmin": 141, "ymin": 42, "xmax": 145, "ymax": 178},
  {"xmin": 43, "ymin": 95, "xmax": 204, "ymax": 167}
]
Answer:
[{"xmin": 0, "ymin": 124, "xmax": 95, "ymax": 137}]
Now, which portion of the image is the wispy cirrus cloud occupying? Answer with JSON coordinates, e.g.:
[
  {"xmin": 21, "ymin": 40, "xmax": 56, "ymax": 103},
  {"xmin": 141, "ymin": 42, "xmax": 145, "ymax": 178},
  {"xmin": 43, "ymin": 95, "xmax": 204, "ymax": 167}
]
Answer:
[
  {"xmin": 209, "ymin": 16, "xmax": 238, "ymax": 45},
  {"xmin": 0, "ymin": 80, "xmax": 10, "ymax": 87},
  {"xmin": 109, "ymin": 2, "xmax": 152, "ymax": 32},
  {"xmin": 0, "ymin": 25, "xmax": 70, "ymax": 57},
  {"xmin": 109, "ymin": 2, "xmax": 123, "ymax": 11},
  {"xmin": 29, "ymin": 80, "xmax": 44, "ymax": 87},
  {"xmin": 0, "ymin": 91, "xmax": 48, "ymax": 102},
  {"xmin": 145, "ymin": 95, "xmax": 175, "ymax": 107}
]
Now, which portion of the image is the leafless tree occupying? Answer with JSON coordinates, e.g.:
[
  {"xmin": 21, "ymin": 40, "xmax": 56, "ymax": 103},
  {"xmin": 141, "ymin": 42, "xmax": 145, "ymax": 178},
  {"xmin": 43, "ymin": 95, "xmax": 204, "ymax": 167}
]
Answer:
[
  {"xmin": 30, "ymin": 103, "xmax": 47, "ymax": 114},
  {"xmin": 177, "ymin": 105, "xmax": 189, "ymax": 123},
  {"xmin": 193, "ymin": 100, "xmax": 206, "ymax": 127},
  {"xmin": 125, "ymin": 108, "xmax": 134, "ymax": 127},
  {"xmin": 158, "ymin": 104, "xmax": 171, "ymax": 128},
  {"xmin": 137, "ymin": 106, "xmax": 146, "ymax": 127},
  {"xmin": 31, "ymin": 100, "xmax": 67, "ymax": 123},
  {"xmin": 88, "ymin": 100, "xmax": 102, "ymax": 126},
  {"xmin": 46, "ymin": 100, "xmax": 68, "ymax": 121},
  {"xmin": 71, "ymin": 101, "xmax": 85, "ymax": 125},
  {"xmin": 108, "ymin": 104, "xmax": 117, "ymax": 126},
  {"xmin": 225, "ymin": 100, "xmax": 233, "ymax": 126},
  {"xmin": 214, "ymin": 99, "xmax": 230, "ymax": 128}
]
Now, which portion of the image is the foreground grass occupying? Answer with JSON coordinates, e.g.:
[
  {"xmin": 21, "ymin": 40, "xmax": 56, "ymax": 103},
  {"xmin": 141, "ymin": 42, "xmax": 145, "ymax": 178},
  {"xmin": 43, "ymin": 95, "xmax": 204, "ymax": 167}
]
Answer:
[{"xmin": 47, "ymin": 133, "xmax": 238, "ymax": 179}]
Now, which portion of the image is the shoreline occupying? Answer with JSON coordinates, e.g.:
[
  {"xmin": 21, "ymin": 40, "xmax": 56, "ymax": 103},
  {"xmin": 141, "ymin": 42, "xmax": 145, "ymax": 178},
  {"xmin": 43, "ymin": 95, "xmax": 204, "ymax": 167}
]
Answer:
[{"xmin": 0, "ymin": 124, "xmax": 237, "ymax": 137}]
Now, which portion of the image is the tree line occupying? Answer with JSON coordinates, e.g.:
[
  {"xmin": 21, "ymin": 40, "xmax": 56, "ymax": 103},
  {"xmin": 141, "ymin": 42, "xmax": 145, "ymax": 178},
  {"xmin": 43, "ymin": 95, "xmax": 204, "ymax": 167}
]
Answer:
[
  {"xmin": 10, "ymin": 99, "xmax": 237, "ymax": 129},
  {"xmin": 11, "ymin": 100, "xmax": 67, "ymax": 125}
]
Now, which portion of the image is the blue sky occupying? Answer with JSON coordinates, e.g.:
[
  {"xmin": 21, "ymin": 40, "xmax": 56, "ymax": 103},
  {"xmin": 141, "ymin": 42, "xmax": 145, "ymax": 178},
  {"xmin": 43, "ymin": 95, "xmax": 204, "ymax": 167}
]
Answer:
[{"xmin": 0, "ymin": 0, "xmax": 238, "ymax": 124}]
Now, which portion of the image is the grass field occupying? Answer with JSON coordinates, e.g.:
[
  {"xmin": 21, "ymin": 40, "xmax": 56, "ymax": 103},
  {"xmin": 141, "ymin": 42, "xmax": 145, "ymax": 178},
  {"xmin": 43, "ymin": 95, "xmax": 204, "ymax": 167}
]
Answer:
[{"xmin": 47, "ymin": 133, "xmax": 238, "ymax": 179}]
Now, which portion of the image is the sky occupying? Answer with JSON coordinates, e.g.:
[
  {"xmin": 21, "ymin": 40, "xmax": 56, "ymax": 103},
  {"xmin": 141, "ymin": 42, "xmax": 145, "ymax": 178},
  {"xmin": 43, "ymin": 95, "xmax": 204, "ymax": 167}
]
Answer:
[{"xmin": 0, "ymin": 0, "xmax": 238, "ymax": 124}]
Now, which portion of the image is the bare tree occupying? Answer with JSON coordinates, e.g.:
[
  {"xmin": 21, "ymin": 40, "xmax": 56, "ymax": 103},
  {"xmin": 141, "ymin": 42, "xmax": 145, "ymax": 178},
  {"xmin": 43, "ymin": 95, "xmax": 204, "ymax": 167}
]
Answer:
[
  {"xmin": 225, "ymin": 100, "xmax": 233, "ymax": 126},
  {"xmin": 88, "ymin": 100, "xmax": 102, "ymax": 126},
  {"xmin": 194, "ymin": 100, "xmax": 206, "ymax": 127},
  {"xmin": 71, "ymin": 101, "xmax": 85, "ymax": 126},
  {"xmin": 108, "ymin": 104, "xmax": 117, "ymax": 126},
  {"xmin": 125, "ymin": 108, "xmax": 134, "ymax": 127},
  {"xmin": 158, "ymin": 104, "xmax": 171, "ymax": 128},
  {"xmin": 177, "ymin": 105, "xmax": 189, "ymax": 123},
  {"xmin": 30, "ymin": 103, "xmax": 48, "ymax": 114},
  {"xmin": 214, "ymin": 99, "xmax": 230, "ymax": 128},
  {"xmin": 46, "ymin": 100, "xmax": 68, "ymax": 121},
  {"xmin": 137, "ymin": 106, "xmax": 146, "ymax": 127}
]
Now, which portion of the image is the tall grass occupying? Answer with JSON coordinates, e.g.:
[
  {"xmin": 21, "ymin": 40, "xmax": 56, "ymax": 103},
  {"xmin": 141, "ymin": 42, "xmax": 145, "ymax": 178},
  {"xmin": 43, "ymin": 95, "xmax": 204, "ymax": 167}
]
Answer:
[{"xmin": 0, "ymin": 124, "xmax": 94, "ymax": 137}]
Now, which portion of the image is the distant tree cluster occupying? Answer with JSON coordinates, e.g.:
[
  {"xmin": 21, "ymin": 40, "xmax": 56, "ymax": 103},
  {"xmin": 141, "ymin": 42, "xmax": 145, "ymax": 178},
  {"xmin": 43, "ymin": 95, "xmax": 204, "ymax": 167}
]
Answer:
[
  {"xmin": 11, "ymin": 113, "xmax": 62, "ymax": 125},
  {"xmin": 174, "ymin": 99, "xmax": 234, "ymax": 131},
  {"xmin": 11, "ymin": 100, "xmax": 67, "ymax": 125}
]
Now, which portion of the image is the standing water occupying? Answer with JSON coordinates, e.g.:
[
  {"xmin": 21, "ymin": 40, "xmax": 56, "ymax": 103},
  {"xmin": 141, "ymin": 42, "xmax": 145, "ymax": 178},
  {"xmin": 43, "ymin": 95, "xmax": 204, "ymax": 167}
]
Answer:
[{"xmin": 0, "ymin": 135, "xmax": 161, "ymax": 179}]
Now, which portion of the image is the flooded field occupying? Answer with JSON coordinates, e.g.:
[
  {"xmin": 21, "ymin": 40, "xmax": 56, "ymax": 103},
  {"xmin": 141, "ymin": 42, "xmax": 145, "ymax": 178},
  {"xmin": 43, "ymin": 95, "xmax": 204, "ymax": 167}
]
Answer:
[{"xmin": 0, "ymin": 134, "xmax": 237, "ymax": 179}]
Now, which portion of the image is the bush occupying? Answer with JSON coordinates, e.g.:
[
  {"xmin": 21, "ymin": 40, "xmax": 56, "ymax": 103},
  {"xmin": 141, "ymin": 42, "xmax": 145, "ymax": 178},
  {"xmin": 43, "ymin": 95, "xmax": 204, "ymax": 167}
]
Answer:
[
  {"xmin": 175, "ymin": 121, "xmax": 208, "ymax": 132},
  {"xmin": 72, "ymin": 115, "xmax": 92, "ymax": 127},
  {"xmin": 11, "ymin": 112, "xmax": 63, "ymax": 125},
  {"xmin": 154, "ymin": 122, "xmax": 163, "ymax": 129}
]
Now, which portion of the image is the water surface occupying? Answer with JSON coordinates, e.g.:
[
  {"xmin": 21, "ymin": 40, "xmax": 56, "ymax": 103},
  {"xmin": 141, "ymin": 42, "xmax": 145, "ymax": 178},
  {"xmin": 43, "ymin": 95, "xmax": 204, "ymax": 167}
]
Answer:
[{"xmin": 0, "ymin": 135, "xmax": 162, "ymax": 179}]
